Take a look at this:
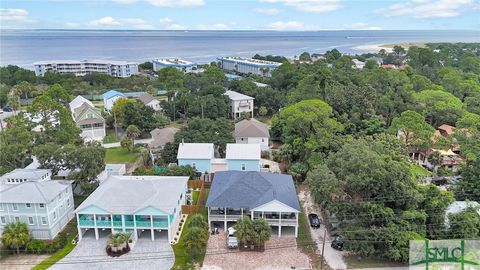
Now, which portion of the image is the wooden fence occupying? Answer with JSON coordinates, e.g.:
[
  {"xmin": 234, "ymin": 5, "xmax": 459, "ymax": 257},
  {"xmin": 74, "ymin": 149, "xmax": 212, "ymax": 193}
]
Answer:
[{"xmin": 182, "ymin": 180, "xmax": 208, "ymax": 215}]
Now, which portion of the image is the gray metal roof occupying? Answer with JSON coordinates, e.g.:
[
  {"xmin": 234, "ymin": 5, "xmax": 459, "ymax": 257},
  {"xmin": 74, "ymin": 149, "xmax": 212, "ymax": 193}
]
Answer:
[
  {"xmin": 1, "ymin": 169, "xmax": 51, "ymax": 180},
  {"xmin": 75, "ymin": 175, "xmax": 189, "ymax": 214},
  {"xmin": 177, "ymin": 143, "xmax": 214, "ymax": 159},
  {"xmin": 149, "ymin": 127, "xmax": 179, "ymax": 149},
  {"xmin": 225, "ymin": 144, "xmax": 260, "ymax": 160},
  {"xmin": 224, "ymin": 90, "xmax": 254, "ymax": 101},
  {"xmin": 206, "ymin": 171, "xmax": 300, "ymax": 211},
  {"xmin": 138, "ymin": 93, "xmax": 156, "ymax": 105},
  {"xmin": 234, "ymin": 119, "xmax": 270, "ymax": 138},
  {"xmin": 0, "ymin": 180, "xmax": 71, "ymax": 203}
]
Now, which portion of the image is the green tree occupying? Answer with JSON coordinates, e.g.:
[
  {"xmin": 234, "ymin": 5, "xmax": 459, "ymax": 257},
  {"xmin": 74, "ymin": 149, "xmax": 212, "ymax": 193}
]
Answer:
[
  {"xmin": 271, "ymin": 99, "xmax": 344, "ymax": 164},
  {"xmin": 183, "ymin": 226, "xmax": 208, "ymax": 262},
  {"xmin": 157, "ymin": 67, "xmax": 186, "ymax": 101},
  {"xmin": 325, "ymin": 48, "xmax": 342, "ymax": 63},
  {"xmin": 299, "ymin": 52, "xmax": 311, "ymax": 61},
  {"xmin": 364, "ymin": 59, "xmax": 379, "ymax": 70},
  {"xmin": 251, "ymin": 218, "xmax": 272, "ymax": 246},
  {"xmin": 412, "ymin": 89, "xmax": 464, "ymax": 126},
  {"xmin": 126, "ymin": 125, "xmax": 141, "ymax": 140},
  {"xmin": 120, "ymin": 137, "xmax": 134, "ymax": 152},
  {"xmin": 390, "ymin": 110, "xmax": 435, "ymax": 150},
  {"xmin": 307, "ymin": 163, "xmax": 343, "ymax": 206},
  {"xmin": 234, "ymin": 218, "xmax": 254, "ymax": 245},
  {"xmin": 188, "ymin": 214, "xmax": 208, "ymax": 233},
  {"xmin": 1, "ymin": 221, "xmax": 30, "ymax": 255},
  {"xmin": 428, "ymin": 151, "xmax": 443, "ymax": 174},
  {"xmin": 0, "ymin": 115, "xmax": 33, "ymax": 172},
  {"xmin": 11, "ymin": 81, "xmax": 35, "ymax": 99},
  {"xmin": 447, "ymin": 207, "xmax": 480, "ymax": 239}
]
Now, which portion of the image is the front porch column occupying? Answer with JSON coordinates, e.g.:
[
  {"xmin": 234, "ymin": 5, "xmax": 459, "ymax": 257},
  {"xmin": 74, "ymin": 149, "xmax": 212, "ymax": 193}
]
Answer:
[
  {"xmin": 262, "ymin": 211, "xmax": 264, "ymax": 218},
  {"xmin": 121, "ymin": 215, "xmax": 125, "ymax": 232},
  {"xmin": 250, "ymin": 210, "xmax": 254, "ymax": 221},
  {"xmin": 93, "ymin": 214, "xmax": 97, "ymax": 226},
  {"xmin": 94, "ymin": 228, "xmax": 99, "ymax": 240},
  {"xmin": 224, "ymin": 208, "xmax": 227, "ymax": 229},
  {"xmin": 295, "ymin": 213, "xmax": 299, "ymax": 238},
  {"xmin": 167, "ymin": 214, "xmax": 171, "ymax": 242},
  {"xmin": 241, "ymin": 208, "xmax": 243, "ymax": 217},
  {"xmin": 279, "ymin": 211, "xmax": 282, "ymax": 226},
  {"xmin": 207, "ymin": 208, "xmax": 211, "ymax": 230},
  {"xmin": 278, "ymin": 225, "xmax": 282, "ymax": 237},
  {"xmin": 76, "ymin": 213, "xmax": 82, "ymax": 241},
  {"xmin": 150, "ymin": 215, "xmax": 154, "ymax": 241}
]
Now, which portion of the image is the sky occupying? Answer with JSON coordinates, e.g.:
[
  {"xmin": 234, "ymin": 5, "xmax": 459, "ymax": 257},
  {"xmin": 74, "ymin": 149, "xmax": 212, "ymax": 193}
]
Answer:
[{"xmin": 1, "ymin": 0, "xmax": 479, "ymax": 31}]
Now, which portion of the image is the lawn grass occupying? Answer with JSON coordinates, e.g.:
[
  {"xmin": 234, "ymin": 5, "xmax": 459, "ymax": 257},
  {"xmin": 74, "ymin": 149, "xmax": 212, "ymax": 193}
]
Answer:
[
  {"xmin": 410, "ymin": 164, "xmax": 432, "ymax": 180},
  {"xmin": 103, "ymin": 129, "xmax": 120, "ymax": 144},
  {"xmin": 104, "ymin": 147, "xmax": 141, "ymax": 163},
  {"xmin": 345, "ymin": 254, "xmax": 407, "ymax": 268},
  {"xmin": 171, "ymin": 188, "xmax": 210, "ymax": 269},
  {"xmin": 192, "ymin": 191, "xmax": 199, "ymax": 205},
  {"xmin": 32, "ymin": 219, "xmax": 78, "ymax": 270}
]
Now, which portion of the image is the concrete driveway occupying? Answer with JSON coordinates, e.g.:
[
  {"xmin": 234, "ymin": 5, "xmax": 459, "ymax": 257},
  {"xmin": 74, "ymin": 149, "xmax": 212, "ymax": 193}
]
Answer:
[
  {"xmin": 52, "ymin": 230, "xmax": 174, "ymax": 270},
  {"xmin": 298, "ymin": 189, "xmax": 347, "ymax": 270}
]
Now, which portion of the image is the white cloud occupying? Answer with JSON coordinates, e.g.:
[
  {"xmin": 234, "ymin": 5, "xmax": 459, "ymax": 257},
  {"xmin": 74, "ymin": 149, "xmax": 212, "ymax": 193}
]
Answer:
[
  {"xmin": 64, "ymin": 22, "xmax": 82, "ymax": 28},
  {"xmin": 87, "ymin": 16, "xmax": 121, "ymax": 27},
  {"xmin": 163, "ymin": 23, "xmax": 187, "ymax": 30},
  {"xmin": 0, "ymin": 8, "xmax": 32, "ymax": 23},
  {"xmin": 146, "ymin": 0, "xmax": 204, "ymax": 7},
  {"xmin": 260, "ymin": 0, "xmax": 341, "ymax": 13},
  {"xmin": 160, "ymin": 17, "xmax": 173, "ymax": 23},
  {"xmin": 342, "ymin": 22, "xmax": 382, "ymax": 30},
  {"xmin": 376, "ymin": 0, "xmax": 479, "ymax": 18},
  {"xmin": 253, "ymin": 7, "xmax": 280, "ymax": 15},
  {"xmin": 194, "ymin": 23, "xmax": 234, "ymax": 30},
  {"xmin": 112, "ymin": 0, "xmax": 138, "ymax": 3},
  {"xmin": 266, "ymin": 21, "xmax": 319, "ymax": 31},
  {"xmin": 86, "ymin": 16, "xmax": 154, "ymax": 29}
]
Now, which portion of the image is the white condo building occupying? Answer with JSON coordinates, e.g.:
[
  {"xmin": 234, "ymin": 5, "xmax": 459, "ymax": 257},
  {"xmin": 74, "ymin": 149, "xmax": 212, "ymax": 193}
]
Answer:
[
  {"xmin": 152, "ymin": 58, "xmax": 198, "ymax": 73},
  {"xmin": 34, "ymin": 60, "xmax": 139, "ymax": 78},
  {"xmin": 217, "ymin": 57, "xmax": 282, "ymax": 77}
]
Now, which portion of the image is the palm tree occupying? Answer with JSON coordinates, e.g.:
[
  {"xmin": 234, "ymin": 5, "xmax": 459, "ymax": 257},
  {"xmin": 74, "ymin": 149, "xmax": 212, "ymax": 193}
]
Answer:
[
  {"xmin": 428, "ymin": 151, "xmax": 443, "ymax": 173},
  {"xmin": 11, "ymin": 81, "xmax": 35, "ymax": 99},
  {"xmin": 1, "ymin": 221, "xmax": 30, "ymax": 255},
  {"xmin": 120, "ymin": 137, "xmax": 134, "ymax": 152},
  {"xmin": 107, "ymin": 233, "xmax": 130, "ymax": 253},
  {"xmin": 251, "ymin": 218, "xmax": 272, "ymax": 246},
  {"xmin": 189, "ymin": 214, "xmax": 208, "ymax": 232},
  {"xmin": 234, "ymin": 218, "xmax": 254, "ymax": 245},
  {"xmin": 126, "ymin": 125, "xmax": 141, "ymax": 141},
  {"xmin": 7, "ymin": 94, "xmax": 20, "ymax": 114},
  {"xmin": 183, "ymin": 226, "xmax": 208, "ymax": 261}
]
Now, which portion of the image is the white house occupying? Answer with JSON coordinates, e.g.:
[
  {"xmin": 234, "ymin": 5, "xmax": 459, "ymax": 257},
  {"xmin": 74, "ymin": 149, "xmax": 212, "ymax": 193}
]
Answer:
[
  {"xmin": 34, "ymin": 60, "xmax": 138, "ymax": 78},
  {"xmin": 152, "ymin": 58, "xmax": 198, "ymax": 73},
  {"xmin": 352, "ymin": 59, "xmax": 365, "ymax": 69},
  {"xmin": 102, "ymin": 90, "xmax": 126, "ymax": 112},
  {"xmin": 75, "ymin": 175, "xmax": 188, "ymax": 243},
  {"xmin": 217, "ymin": 57, "xmax": 282, "ymax": 77},
  {"xmin": 138, "ymin": 93, "xmax": 161, "ymax": 111},
  {"xmin": 70, "ymin": 95, "xmax": 106, "ymax": 142},
  {"xmin": 206, "ymin": 171, "xmax": 301, "ymax": 237},
  {"xmin": 224, "ymin": 90, "xmax": 254, "ymax": 119},
  {"xmin": 234, "ymin": 119, "xmax": 270, "ymax": 150},
  {"xmin": 68, "ymin": 96, "xmax": 94, "ymax": 114}
]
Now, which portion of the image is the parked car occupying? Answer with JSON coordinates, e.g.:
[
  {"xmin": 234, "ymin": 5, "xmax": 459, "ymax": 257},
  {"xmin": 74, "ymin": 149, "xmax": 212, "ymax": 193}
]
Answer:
[
  {"xmin": 331, "ymin": 237, "xmax": 344, "ymax": 251},
  {"xmin": 227, "ymin": 227, "xmax": 238, "ymax": 249},
  {"xmin": 0, "ymin": 109, "xmax": 3, "ymax": 114},
  {"xmin": 308, "ymin": 213, "xmax": 321, "ymax": 228},
  {"xmin": 2, "ymin": 106, "xmax": 12, "ymax": 112}
]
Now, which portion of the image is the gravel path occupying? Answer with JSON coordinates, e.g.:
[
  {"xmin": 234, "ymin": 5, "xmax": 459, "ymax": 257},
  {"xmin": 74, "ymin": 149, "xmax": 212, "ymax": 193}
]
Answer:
[
  {"xmin": 298, "ymin": 189, "xmax": 347, "ymax": 270},
  {"xmin": 203, "ymin": 232, "xmax": 311, "ymax": 270},
  {"xmin": 0, "ymin": 254, "xmax": 50, "ymax": 270}
]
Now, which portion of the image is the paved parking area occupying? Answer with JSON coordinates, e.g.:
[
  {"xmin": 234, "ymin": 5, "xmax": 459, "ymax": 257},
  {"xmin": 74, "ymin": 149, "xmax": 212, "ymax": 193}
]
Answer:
[
  {"xmin": 203, "ymin": 232, "xmax": 311, "ymax": 270},
  {"xmin": 52, "ymin": 231, "xmax": 173, "ymax": 270}
]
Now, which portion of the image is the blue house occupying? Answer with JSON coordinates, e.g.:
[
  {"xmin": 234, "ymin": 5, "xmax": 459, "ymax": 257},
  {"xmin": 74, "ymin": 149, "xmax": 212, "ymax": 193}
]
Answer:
[
  {"xmin": 177, "ymin": 143, "xmax": 214, "ymax": 173},
  {"xmin": 102, "ymin": 89, "xmax": 126, "ymax": 112},
  {"xmin": 226, "ymin": 144, "xmax": 260, "ymax": 171}
]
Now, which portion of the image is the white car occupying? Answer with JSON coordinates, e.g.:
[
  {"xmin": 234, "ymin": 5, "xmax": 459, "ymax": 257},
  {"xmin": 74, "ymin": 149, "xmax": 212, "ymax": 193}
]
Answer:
[{"xmin": 227, "ymin": 227, "xmax": 238, "ymax": 249}]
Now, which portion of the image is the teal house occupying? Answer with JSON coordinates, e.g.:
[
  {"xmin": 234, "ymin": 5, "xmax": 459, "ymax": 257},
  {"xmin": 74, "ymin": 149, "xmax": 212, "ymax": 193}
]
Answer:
[{"xmin": 75, "ymin": 175, "xmax": 188, "ymax": 243}]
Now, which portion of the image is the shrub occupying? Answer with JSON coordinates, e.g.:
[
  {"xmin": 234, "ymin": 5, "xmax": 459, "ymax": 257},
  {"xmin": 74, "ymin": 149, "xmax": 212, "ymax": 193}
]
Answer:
[{"xmin": 26, "ymin": 239, "xmax": 46, "ymax": 254}]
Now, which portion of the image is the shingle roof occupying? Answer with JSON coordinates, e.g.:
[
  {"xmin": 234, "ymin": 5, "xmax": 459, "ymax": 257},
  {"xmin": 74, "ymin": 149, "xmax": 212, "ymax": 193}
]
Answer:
[
  {"xmin": 103, "ymin": 90, "xmax": 126, "ymax": 100},
  {"xmin": 226, "ymin": 144, "xmax": 260, "ymax": 160},
  {"xmin": 149, "ymin": 127, "xmax": 179, "ymax": 149},
  {"xmin": 0, "ymin": 180, "xmax": 71, "ymax": 203},
  {"xmin": 234, "ymin": 119, "xmax": 270, "ymax": 138},
  {"xmin": 177, "ymin": 143, "xmax": 214, "ymax": 159},
  {"xmin": 224, "ymin": 90, "xmax": 254, "ymax": 101},
  {"xmin": 206, "ymin": 171, "xmax": 300, "ymax": 211},
  {"xmin": 75, "ymin": 175, "xmax": 188, "ymax": 214},
  {"xmin": 69, "ymin": 96, "xmax": 93, "ymax": 111},
  {"xmin": 138, "ymin": 93, "xmax": 156, "ymax": 105}
]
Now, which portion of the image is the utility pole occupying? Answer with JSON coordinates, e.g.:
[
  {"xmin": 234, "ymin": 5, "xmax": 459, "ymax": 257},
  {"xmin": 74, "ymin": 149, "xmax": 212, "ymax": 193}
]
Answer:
[{"xmin": 320, "ymin": 228, "xmax": 326, "ymax": 270}]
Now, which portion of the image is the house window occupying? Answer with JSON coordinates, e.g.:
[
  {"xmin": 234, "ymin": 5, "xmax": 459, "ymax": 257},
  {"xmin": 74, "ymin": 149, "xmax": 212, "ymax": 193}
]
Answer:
[
  {"xmin": 241, "ymin": 163, "xmax": 246, "ymax": 171},
  {"xmin": 53, "ymin": 211, "xmax": 57, "ymax": 220},
  {"xmin": 26, "ymin": 203, "xmax": 31, "ymax": 208},
  {"xmin": 67, "ymin": 199, "xmax": 70, "ymax": 206},
  {"xmin": 262, "ymin": 138, "xmax": 264, "ymax": 142},
  {"xmin": 28, "ymin": 217, "xmax": 34, "ymax": 225},
  {"xmin": 41, "ymin": 217, "xmax": 47, "ymax": 225},
  {"xmin": 0, "ymin": 216, "xmax": 6, "ymax": 224},
  {"xmin": 14, "ymin": 217, "xmax": 20, "ymax": 222},
  {"xmin": 12, "ymin": 204, "xmax": 18, "ymax": 211},
  {"xmin": 0, "ymin": 204, "xmax": 4, "ymax": 211},
  {"xmin": 39, "ymin": 203, "xmax": 45, "ymax": 208}
]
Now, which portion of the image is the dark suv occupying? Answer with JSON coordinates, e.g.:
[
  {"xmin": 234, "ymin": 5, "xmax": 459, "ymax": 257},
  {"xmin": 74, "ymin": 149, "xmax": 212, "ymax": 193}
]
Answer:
[
  {"xmin": 331, "ymin": 237, "xmax": 344, "ymax": 251},
  {"xmin": 308, "ymin": 213, "xmax": 321, "ymax": 228}
]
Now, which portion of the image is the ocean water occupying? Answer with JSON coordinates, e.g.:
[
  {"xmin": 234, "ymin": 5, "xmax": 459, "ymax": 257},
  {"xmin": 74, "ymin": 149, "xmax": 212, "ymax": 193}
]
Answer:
[{"xmin": 1, "ymin": 30, "xmax": 479, "ymax": 68}]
